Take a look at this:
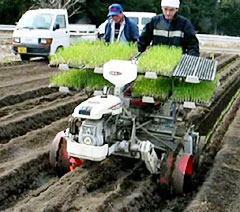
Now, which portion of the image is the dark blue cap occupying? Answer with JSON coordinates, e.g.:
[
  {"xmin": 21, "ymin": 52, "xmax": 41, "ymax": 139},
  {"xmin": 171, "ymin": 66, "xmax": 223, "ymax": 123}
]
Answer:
[{"xmin": 108, "ymin": 3, "xmax": 123, "ymax": 16}]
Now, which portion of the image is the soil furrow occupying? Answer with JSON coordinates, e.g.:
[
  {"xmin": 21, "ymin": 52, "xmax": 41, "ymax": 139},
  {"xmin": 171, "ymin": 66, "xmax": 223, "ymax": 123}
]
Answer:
[
  {"xmin": 0, "ymin": 78, "xmax": 51, "ymax": 98},
  {"xmin": 0, "ymin": 151, "xmax": 57, "ymax": 211},
  {"xmin": 9, "ymin": 166, "xmax": 93, "ymax": 212},
  {"xmin": 0, "ymin": 61, "xmax": 54, "ymax": 77},
  {"xmin": 187, "ymin": 87, "xmax": 240, "ymax": 212},
  {"xmin": 0, "ymin": 146, "xmax": 50, "ymax": 177},
  {"xmin": 0, "ymin": 93, "xmax": 87, "ymax": 144},
  {"xmin": 0, "ymin": 89, "xmax": 65, "ymax": 118},
  {"xmin": 217, "ymin": 54, "xmax": 238, "ymax": 70},
  {"xmin": 0, "ymin": 116, "xmax": 69, "ymax": 210},
  {"xmin": 96, "ymin": 165, "xmax": 162, "ymax": 212},
  {"xmin": 192, "ymin": 62, "xmax": 240, "ymax": 135},
  {"xmin": 0, "ymin": 116, "xmax": 69, "ymax": 166},
  {"xmin": 0, "ymin": 91, "xmax": 75, "ymax": 122},
  {"xmin": 0, "ymin": 61, "xmax": 46, "ymax": 73},
  {"xmin": 0, "ymin": 74, "xmax": 58, "ymax": 89},
  {"xmin": 0, "ymin": 62, "xmax": 61, "ymax": 98},
  {"xmin": 0, "ymin": 91, "xmax": 82, "ymax": 125},
  {"xmin": 12, "ymin": 157, "xmax": 141, "ymax": 212},
  {"xmin": 219, "ymin": 58, "xmax": 240, "ymax": 82},
  {"xmin": 0, "ymin": 87, "xmax": 58, "ymax": 108}
]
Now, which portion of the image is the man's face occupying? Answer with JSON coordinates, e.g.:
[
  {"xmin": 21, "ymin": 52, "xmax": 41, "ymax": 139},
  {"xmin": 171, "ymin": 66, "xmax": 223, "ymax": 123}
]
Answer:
[
  {"xmin": 162, "ymin": 7, "xmax": 178, "ymax": 20},
  {"xmin": 112, "ymin": 12, "xmax": 124, "ymax": 24}
]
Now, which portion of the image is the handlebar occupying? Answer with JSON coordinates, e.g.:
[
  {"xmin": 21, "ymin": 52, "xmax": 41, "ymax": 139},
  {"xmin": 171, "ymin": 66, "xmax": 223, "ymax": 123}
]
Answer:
[{"xmin": 131, "ymin": 52, "xmax": 142, "ymax": 64}]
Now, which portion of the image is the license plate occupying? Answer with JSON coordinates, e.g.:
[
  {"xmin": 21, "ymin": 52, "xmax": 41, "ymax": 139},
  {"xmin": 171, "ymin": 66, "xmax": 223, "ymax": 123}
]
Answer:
[{"xmin": 18, "ymin": 47, "xmax": 27, "ymax": 53}]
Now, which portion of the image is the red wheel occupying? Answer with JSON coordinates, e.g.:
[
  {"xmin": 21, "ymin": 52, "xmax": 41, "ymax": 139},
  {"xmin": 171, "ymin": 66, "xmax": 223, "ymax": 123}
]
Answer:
[
  {"xmin": 49, "ymin": 131, "xmax": 69, "ymax": 176},
  {"xmin": 49, "ymin": 131, "xmax": 65, "ymax": 169},
  {"xmin": 56, "ymin": 137, "xmax": 70, "ymax": 176},
  {"xmin": 49, "ymin": 131, "xmax": 83, "ymax": 176},
  {"xmin": 69, "ymin": 157, "xmax": 83, "ymax": 171},
  {"xmin": 172, "ymin": 153, "xmax": 194, "ymax": 194},
  {"xmin": 159, "ymin": 151, "xmax": 175, "ymax": 194},
  {"xmin": 159, "ymin": 147, "xmax": 194, "ymax": 194}
]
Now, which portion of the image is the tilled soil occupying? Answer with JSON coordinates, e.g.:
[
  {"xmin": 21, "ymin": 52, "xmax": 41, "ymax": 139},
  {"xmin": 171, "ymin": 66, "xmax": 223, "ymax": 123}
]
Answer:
[{"xmin": 0, "ymin": 53, "xmax": 240, "ymax": 212}]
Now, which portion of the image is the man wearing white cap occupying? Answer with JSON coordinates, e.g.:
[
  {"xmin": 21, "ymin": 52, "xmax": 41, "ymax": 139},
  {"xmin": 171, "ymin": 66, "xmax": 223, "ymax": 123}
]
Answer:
[{"xmin": 138, "ymin": 0, "xmax": 199, "ymax": 56}]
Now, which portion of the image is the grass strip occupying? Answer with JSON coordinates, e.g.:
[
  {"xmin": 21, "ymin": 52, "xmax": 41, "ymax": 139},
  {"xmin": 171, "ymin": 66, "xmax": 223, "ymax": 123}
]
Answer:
[
  {"xmin": 50, "ymin": 68, "xmax": 111, "ymax": 90},
  {"xmin": 131, "ymin": 76, "xmax": 172, "ymax": 100},
  {"xmin": 138, "ymin": 45, "xmax": 182, "ymax": 75},
  {"xmin": 50, "ymin": 41, "xmax": 137, "ymax": 67},
  {"xmin": 172, "ymin": 74, "xmax": 220, "ymax": 104},
  {"xmin": 50, "ymin": 68, "xmax": 219, "ymax": 104}
]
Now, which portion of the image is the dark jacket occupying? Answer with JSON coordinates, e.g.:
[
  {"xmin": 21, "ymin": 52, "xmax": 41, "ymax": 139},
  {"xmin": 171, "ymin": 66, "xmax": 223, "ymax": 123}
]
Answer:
[
  {"xmin": 104, "ymin": 16, "xmax": 139, "ymax": 43},
  {"xmin": 138, "ymin": 14, "xmax": 199, "ymax": 56}
]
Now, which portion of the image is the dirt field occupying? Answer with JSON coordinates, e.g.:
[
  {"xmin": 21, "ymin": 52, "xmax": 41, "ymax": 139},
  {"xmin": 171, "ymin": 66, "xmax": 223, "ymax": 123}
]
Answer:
[{"xmin": 0, "ymin": 47, "xmax": 240, "ymax": 211}]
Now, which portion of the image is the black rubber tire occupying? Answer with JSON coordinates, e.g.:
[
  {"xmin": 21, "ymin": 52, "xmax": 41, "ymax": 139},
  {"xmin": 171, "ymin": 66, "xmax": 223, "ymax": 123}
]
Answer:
[
  {"xmin": 20, "ymin": 54, "xmax": 31, "ymax": 61},
  {"xmin": 183, "ymin": 174, "xmax": 193, "ymax": 193},
  {"xmin": 55, "ymin": 46, "xmax": 63, "ymax": 54}
]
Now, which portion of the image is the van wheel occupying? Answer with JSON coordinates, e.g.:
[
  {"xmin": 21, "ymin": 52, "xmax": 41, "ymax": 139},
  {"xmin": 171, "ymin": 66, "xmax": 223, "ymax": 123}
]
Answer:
[
  {"xmin": 20, "ymin": 54, "xmax": 30, "ymax": 61},
  {"xmin": 44, "ymin": 56, "xmax": 50, "ymax": 62},
  {"xmin": 56, "ymin": 46, "xmax": 63, "ymax": 54}
]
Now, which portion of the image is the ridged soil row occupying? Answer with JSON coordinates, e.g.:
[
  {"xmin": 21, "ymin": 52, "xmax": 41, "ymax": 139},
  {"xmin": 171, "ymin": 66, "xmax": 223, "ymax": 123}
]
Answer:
[
  {"xmin": 0, "ymin": 61, "xmax": 48, "ymax": 76},
  {"xmin": 0, "ymin": 91, "xmax": 76, "ymax": 122},
  {"xmin": 0, "ymin": 92, "xmax": 87, "ymax": 144},
  {"xmin": 0, "ymin": 86, "xmax": 59, "ymax": 109},
  {"xmin": 10, "ymin": 158, "xmax": 144, "ymax": 211},
  {"xmin": 216, "ymin": 54, "xmax": 238, "ymax": 70},
  {"xmin": 0, "ymin": 116, "xmax": 69, "ymax": 210},
  {"xmin": 0, "ymin": 61, "xmax": 61, "ymax": 98},
  {"xmin": 187, "ymin": 85, "xmax": 240, "ymax": 212},
  {"xmin": 191, "ymin": 57, "xmax": 240, "ymax": 135}
]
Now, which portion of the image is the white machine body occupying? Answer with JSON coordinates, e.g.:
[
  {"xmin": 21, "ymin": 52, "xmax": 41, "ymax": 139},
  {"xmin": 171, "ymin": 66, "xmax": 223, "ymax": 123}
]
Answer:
[{"xmin": 72, "ymin": 95, "xmax": 122, "ymax": 119}]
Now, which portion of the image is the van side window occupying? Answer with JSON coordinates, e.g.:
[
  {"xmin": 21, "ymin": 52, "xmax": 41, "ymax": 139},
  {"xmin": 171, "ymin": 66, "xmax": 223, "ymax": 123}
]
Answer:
[
  {"xmin": 142, "ymin": 18, "xmax": 151, "ymax": 25},
  {"xmin": 54, "ymin": 15, "xmax": 66, "ymax": 29},
  {"xmin": 128, "ymin": 17, "xmax": 139, "ymax": 25}
]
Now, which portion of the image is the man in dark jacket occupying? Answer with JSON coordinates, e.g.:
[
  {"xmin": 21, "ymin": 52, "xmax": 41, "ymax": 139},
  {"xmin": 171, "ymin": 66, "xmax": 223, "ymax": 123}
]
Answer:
[
  {"xmin": 138, "ymin": 0, "xmax": 199, "ymax": 56},
  {"xmin": 104, "ymin": 3, "xmax": 139, "ymax": 43}
]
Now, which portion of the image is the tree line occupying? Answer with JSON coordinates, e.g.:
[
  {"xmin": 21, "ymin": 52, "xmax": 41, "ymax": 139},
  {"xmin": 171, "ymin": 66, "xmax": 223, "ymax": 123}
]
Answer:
[{"xmin": 0, "ymin": 0, "xmax": 240, "ymax": 36}]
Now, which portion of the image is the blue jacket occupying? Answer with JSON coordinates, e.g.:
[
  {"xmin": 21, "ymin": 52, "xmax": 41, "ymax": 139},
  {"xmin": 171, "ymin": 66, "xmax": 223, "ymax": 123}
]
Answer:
[
  {"xmin": 104, "ymin": 16, "xmax": 139, "ymax": 43},
  {"xmin": 138, "ymin": 14, "xmax": 199, "ymax": 56}
]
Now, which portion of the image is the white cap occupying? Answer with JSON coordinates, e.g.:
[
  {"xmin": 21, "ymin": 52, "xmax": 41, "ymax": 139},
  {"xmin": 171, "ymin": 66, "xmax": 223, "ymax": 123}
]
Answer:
[{"xmin": 161, "ymin": 0, "xmax": 180, "ymax": 8}]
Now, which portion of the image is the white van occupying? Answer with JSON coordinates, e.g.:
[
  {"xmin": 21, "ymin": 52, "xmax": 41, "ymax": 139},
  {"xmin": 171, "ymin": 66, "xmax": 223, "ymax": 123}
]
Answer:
[
  {"xmin": 124, "ymin": 12, "xmax": 156, "ymax": 34},
  {"xmin": 12, "ymin": 9, "xmax": 70, "ymax": 61},
  {"xmin": 97, "ymin": 11, "xmax": 156, "ymax": 37}
]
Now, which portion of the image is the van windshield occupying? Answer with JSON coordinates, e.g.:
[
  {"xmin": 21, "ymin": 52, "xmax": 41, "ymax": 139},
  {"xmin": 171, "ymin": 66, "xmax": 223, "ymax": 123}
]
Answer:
[{"xmin": 17, "ymin": 12, "xmax": 53, "ymax": 30}]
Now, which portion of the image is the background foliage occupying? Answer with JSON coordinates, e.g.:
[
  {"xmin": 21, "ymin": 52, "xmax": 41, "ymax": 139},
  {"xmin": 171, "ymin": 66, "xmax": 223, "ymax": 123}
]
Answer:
[{"xmin": 0, "ymin": 0, "xmax": 240, "ymax": 36}]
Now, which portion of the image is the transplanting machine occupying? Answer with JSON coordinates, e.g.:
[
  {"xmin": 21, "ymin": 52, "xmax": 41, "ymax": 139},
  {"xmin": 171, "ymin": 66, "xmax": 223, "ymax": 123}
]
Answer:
[{"xmin": 50, "ymin": 57, "xmax": 216, "ymax": 194}]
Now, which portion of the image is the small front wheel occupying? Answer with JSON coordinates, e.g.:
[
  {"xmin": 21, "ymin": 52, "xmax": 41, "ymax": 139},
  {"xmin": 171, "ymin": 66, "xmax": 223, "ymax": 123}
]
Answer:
[
  {"xmin": 49, "ymin": 131, "xmax": 83, "ymax": 177},
  {"xmin": 49, "ymin": 131, "xmax": 69, "ymax": 176}
]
